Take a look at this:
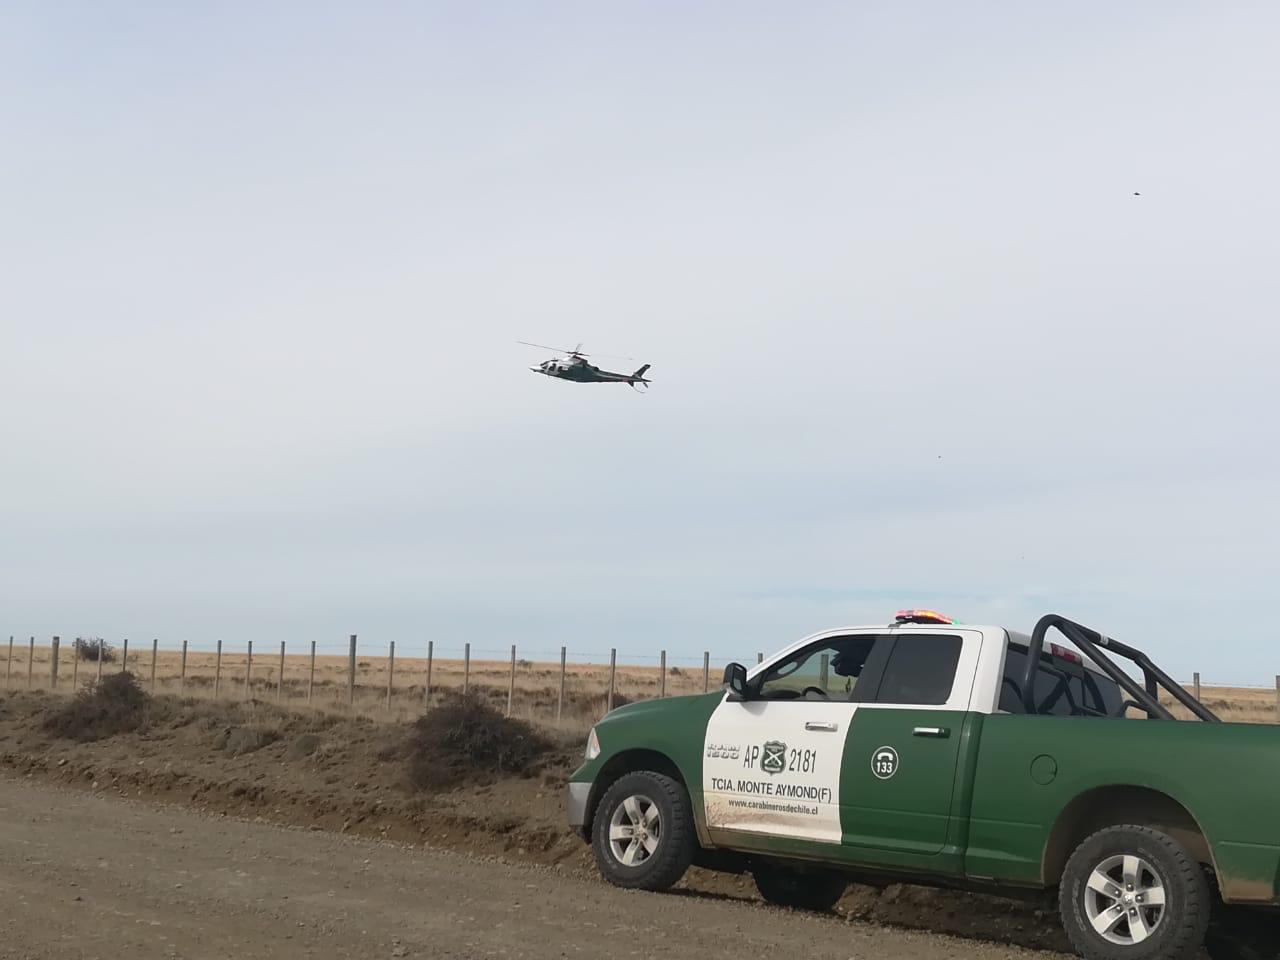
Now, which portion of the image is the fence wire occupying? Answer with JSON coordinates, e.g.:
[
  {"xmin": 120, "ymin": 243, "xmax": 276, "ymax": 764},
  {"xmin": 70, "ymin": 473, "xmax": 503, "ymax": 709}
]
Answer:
[{"xmin": 5, "ymin": 634, "xmax": 1279, "ymax": 727}]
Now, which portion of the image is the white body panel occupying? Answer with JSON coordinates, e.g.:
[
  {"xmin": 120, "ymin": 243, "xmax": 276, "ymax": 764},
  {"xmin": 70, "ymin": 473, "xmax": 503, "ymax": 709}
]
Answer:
[{"xmin": 703, "ymin": 698, "xmax": 851, "ymax": 843}]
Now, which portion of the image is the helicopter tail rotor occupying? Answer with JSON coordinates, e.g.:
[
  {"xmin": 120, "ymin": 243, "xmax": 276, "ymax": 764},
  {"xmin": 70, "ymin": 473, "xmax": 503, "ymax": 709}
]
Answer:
[{"xmin": 628, "ymin": 364, "xmax": 651, "ymax": 392}]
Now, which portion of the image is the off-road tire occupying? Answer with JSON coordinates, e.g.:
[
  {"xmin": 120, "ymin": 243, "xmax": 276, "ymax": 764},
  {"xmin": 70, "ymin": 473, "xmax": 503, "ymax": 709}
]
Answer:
[
  {"xmin": 1060, "ymin": 825, "xmax": 1210, "ymax": 960},
  {"xmin": 591, "ymin": 771, "xmax": 696, "ymax": 891},
  {"xmin": 752, "ymin": 863, "xmax": 847, "ymax": 911}
]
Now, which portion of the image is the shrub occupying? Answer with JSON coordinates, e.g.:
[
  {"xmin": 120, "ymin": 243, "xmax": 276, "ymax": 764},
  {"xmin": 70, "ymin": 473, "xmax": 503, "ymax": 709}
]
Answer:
[
  {"xmin": 74, "ymin": 637, "xmax": 115, "ymax": 663},
  {"xmin": 668, "ymin": 666, "xmax": 684, "ymax": 677},
  {"xmin": 221, "ymin": 726, "xmax": 278, "ymax": 756},
  {"xmin": 44, "ymin": 672, "xmax": 150, "ymax": 741},
  {"xmin": 406, "ymin": 693, "xmax": 552, "ymax": 791}
]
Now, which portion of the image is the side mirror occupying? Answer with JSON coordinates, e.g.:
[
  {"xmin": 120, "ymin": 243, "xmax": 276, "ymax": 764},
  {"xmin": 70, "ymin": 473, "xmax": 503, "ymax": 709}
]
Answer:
[{"xmin": 722, "ymin": 662, "xmax": 750, "ymax": 701}]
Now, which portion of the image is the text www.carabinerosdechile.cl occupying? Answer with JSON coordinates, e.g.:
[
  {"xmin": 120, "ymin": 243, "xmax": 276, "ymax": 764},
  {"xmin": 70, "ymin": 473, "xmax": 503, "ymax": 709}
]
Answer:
[{"xmin": 726, "ymin": 797, "xmax": 818, "ymax": 817}]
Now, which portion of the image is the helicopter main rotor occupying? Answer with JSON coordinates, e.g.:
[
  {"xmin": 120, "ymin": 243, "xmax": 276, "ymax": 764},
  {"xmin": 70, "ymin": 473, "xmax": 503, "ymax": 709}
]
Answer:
[{"xmin": 516, "ymin": 341, "xmax": 636, "ymax": 361}]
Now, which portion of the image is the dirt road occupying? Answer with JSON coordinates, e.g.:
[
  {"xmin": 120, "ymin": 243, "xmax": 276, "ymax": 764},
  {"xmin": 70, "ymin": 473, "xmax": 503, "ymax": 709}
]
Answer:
[{"xmin": 0, "ymin": 774, "xmax": 1068, "ymax": 960}]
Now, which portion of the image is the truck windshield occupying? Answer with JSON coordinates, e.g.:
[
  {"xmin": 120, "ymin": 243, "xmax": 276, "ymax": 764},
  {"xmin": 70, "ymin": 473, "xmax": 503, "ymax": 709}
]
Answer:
[{"xmin": 1000, "ymin": 645, "xmax": 1124, "ymax": 717}]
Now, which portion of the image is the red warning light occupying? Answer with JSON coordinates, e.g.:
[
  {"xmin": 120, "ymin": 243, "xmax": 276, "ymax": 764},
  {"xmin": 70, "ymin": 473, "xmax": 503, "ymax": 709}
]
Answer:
[{"xmin": 1049, "ymin": 643, "xmax": 1083, "ymax": 665}]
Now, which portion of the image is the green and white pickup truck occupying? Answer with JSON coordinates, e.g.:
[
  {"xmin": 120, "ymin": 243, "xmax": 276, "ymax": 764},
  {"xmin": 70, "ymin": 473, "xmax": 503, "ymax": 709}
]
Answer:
[{"xmin": 567, "ymin": 612, "xmax": 1280, "ymax": 960}]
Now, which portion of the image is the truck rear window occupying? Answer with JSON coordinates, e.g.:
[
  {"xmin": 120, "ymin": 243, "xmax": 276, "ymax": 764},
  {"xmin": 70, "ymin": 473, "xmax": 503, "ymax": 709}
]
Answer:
[{"xmin": 1000, "ymin": 646, "xmax": 1123, "ymax": 717}]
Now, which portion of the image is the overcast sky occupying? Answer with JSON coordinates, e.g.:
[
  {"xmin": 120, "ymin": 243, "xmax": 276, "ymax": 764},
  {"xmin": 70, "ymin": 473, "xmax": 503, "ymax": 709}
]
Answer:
[{"xmin": 2, "ymin": 2, "xmax": 1277, "ymax": 680}]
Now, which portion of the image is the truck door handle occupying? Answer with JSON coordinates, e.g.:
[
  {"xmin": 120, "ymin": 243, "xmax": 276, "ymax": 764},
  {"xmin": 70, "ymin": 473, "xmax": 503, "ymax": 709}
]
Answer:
[
  {"xmin": 913, "ymin": 726, "xmax": 950, "ymax": 738},
  {"xmin": 805, "ymin": 721, "xmax": 839, "ymax": 732}
]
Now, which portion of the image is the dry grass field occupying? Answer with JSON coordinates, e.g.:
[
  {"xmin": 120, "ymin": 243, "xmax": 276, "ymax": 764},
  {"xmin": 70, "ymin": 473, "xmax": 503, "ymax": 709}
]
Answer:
[
  {"xmin": 1163, "ymin": 684, "xmax": 1280, "ymax": 723},
  {"xmin": 6, "ymin": 641, "xmax": 1278, "ymax": 730},
  {"xmin": 2, "ymin": 643, "xmax": 720, "ymax": 732}
]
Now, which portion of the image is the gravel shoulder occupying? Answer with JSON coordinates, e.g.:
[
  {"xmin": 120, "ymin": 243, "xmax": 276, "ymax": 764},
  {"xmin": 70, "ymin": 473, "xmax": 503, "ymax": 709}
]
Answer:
[{"xmin": 0, "ymin": 773, "xmax": 1070, "ymax": 960}]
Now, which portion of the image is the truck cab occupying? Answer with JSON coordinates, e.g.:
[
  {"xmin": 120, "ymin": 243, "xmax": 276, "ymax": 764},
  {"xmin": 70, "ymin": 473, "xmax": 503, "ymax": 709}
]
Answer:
[{"xmin": 567, "ymin": 612, "xmax": 1280, "ymax": 960}]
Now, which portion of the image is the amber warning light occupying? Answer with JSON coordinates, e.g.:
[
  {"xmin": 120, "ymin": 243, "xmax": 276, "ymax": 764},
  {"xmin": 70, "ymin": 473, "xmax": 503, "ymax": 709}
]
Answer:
[{"xmin": 894, "ymin": 609, "xmax": 956, "ymax": 625}]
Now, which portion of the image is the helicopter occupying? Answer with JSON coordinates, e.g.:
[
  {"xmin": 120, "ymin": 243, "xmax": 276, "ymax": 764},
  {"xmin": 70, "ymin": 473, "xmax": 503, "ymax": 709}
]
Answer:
[{"xmin": 518, "ymin": 342, "xmax": 652, "ymax": 389}]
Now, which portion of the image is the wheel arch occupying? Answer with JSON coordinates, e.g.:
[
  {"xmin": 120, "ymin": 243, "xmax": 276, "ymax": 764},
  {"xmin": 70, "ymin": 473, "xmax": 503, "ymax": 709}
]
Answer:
[
  {"xmin": 585, "ymin": 749, "xmax": 693, "ymax": 841},
  {"xmin": 1042, "ymin": 785, "xmax": 1217, "ymax": 887}
]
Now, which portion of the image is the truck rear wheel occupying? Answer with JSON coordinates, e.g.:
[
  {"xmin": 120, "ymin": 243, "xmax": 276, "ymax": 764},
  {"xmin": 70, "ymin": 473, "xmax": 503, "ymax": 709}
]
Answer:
[
  {"xmin": 591, "ymin": 771, "xmax": 695, "ymax": 891},
  {"xmin": 752, "ymin": 863, "xmax": 846, "ymax": 911},
  {"xmin": 1059, "ymin": 825, "xmax": 1210, "ymax": 960}
]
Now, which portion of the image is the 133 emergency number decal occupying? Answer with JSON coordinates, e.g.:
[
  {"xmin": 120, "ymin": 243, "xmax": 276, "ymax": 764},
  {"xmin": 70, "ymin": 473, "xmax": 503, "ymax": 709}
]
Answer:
[{"xmin": 871, "ymin": 746, "xmax": 899, "ymax": 780}]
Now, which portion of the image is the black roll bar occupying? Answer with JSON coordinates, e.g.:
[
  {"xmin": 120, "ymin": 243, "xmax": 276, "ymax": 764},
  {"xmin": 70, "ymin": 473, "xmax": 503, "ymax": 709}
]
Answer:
[{"xmin": 1023, "ymin": 614, "xmax": 1219, "ymax": 722}]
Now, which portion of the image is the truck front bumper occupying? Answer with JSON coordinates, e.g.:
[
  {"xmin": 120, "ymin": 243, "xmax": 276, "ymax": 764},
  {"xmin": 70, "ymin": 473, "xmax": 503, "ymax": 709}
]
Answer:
[{"xmin": 567, "ymin": 781, "xmax": 591, "ymax": 840}]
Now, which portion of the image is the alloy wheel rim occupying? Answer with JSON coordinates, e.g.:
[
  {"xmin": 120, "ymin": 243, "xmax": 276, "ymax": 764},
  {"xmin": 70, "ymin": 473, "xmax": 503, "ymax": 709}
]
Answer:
[
  {"xmin": 1082, "ymin": 854, "xmax": 1167, "ymax": 945},
  {"xmin": 607, "ymin": 794, "xmax": 661, "ymax": 867}
]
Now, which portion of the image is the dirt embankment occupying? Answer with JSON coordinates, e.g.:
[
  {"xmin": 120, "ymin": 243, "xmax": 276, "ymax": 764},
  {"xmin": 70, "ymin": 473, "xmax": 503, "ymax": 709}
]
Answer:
[{"xmin": 0, "ymin": 684, "xmax": 1070, "ymax": 953}]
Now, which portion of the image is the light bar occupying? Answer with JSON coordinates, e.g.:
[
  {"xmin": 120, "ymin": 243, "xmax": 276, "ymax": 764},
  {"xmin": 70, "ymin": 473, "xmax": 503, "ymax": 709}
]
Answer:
[{"xmin": 894, "ymin": 609, "xmax": 956, "ymax": 625}]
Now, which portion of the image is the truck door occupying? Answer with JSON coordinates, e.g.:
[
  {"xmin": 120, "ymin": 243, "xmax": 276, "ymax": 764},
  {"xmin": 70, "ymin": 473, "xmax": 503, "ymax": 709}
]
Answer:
[
  {"xmin": 839, "ymin": 629, "xmax": 982, "ymax": 858},
  {"xmin": 702, "ymin": 634, "xmax": 884, "ymax": 845}
]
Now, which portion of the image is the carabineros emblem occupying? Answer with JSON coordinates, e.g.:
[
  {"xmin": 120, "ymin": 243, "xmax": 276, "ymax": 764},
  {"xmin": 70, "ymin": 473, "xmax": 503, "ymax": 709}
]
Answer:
[{"xmin": 761, "ymin": 740, "xmax": 787, "ymax": 775}]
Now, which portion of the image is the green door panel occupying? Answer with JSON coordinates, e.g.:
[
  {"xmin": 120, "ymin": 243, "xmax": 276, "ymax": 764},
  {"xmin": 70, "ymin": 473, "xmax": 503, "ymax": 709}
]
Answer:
[{"xmin": 840, "ymin": 708, "xmax": 969, "ymax": 868}]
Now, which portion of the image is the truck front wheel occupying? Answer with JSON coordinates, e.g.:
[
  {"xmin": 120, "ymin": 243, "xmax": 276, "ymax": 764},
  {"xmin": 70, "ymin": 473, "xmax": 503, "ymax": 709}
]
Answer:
[
  {"xmin": 752, "ymin": 863, "xmax": 846, "ymax": 911},
  {"xmin": 591, "ymin": 771, "xmax": 695, "ymax": 891},
  {"xmin": 1059, "ymin": 825, "xmax": 1210, "ymax": 960}
]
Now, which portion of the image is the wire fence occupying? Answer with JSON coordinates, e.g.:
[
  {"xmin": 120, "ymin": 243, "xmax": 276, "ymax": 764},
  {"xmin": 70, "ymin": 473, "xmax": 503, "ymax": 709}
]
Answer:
[
  {"xmin": 0, "ymin": 634, "xmax": 773, "ymax": 729},
  {"xmin": 5, "ymin": 635, "xmax": 1279, "ymax": 727}
]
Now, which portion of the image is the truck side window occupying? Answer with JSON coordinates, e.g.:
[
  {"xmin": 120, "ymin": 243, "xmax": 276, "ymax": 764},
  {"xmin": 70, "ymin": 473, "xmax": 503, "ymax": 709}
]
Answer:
[
  {"xmin": 755, "ymin": 636, "xmax": 878, "ymax": 702},
  {"xmin": 874, "ymin": 634, "xmax": 962, "ymax": 705},
  {"xmin": 999, "ymin": 647, "xmax": 1123, "ymax": 717}
]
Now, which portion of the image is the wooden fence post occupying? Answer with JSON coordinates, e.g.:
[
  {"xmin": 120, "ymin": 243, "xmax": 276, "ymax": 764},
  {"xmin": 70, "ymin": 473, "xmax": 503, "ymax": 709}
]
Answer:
[
  {"xmin": 557, "ymin": 646, "xmax": 566, "ymax": 725},
  {"xmin": 703, "ymin": 651, "xmax": 710, "ymax": 693},
  {"xmin": 72, "ymin": 640, "xmax": 79, "ymax": 691},
  {"xmin": 463, "ymin": 643, "xmax": 470, "ymax": 696},
  {"xmin": 150, "ymin": 638, "xmax": 158, "ymax": 692},
  {"xmin": 1275, "ymin": 675, "xmax": 1279, "ymax": 718},
  {"xmin": 245, "ymin": 640, "xmax": 253, "ymax": 699},
  {"xmin": 386, "ymin": 640, "xmax": 395, "ymax": 711},
  {"xmin": 28, "ymin": 637, "xmax": 34, "ymax": 689},
  {"xmin": 5, "ymin": 636, "xmax": 11, "ymax": 689},
  {"xmin": 214, "ymin": 640, "xmax": 222, "ymax": 698},
  {"xmin": 96, "ymin": 638, "xmax": 103, "ymax": 684},
  {"xmin": 50, "ymin": 636, "xmax": 60, "ymax": 690},
  {"xmin": 607, "ymin": 648, "xmax": 616, "ymax": 712},
  {"xmin": 307, "ymin": 641, "xmax": 316, "ymax": 703},
  {"xmin": 659, "ymin": 650, "xmax": 666, "ymax": 697},
  {"xmin": 425, "ymin": 640, "xmax": 433, "ymax": 704},
  {"xmin": 278, "ymin": 641, "xmax": 286, "ymax": 702},
  {"xmin": 506, "ymin": 644, "xmax": 515, "ymax": 717},
  {"xmin": 179, "ymin": 641, "xmax": 188, "ymax": 692},
  {"xmin": 347, "ymin": 634, "xmax": 357, "ymax": 708},
  {"xmin": 1192, "ymin": 672, "xmax": 1201, "ymax": 702},
  {"xmin": 757, "ymin": 652, "xmax": 763, "ymax": 664},
  {"xmin": 121, "ymin": 638, "xmax": 129, "ymax": 674}
]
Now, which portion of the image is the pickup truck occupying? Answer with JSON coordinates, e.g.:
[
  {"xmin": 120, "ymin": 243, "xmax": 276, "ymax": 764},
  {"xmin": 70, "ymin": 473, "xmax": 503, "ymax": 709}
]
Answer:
[{"xmin": 567, "ymin": 612, "xmax": 1280, "ymax": 960}]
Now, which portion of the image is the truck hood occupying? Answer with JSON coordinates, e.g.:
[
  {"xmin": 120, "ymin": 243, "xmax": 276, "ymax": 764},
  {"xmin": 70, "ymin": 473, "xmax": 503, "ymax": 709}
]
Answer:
[{"xmin": 598, "ymin": 693, "xmax": 714, "ymax": 725}]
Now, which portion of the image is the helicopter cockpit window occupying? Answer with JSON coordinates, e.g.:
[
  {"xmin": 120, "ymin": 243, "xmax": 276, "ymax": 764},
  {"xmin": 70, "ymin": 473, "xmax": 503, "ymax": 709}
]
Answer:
[{"xmin": 755, "ymin": 636, "xmax": 878, "ymax": 702}]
